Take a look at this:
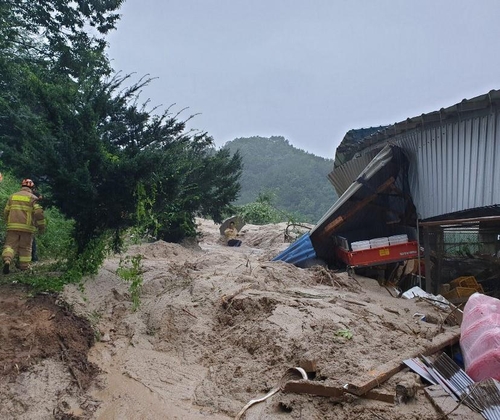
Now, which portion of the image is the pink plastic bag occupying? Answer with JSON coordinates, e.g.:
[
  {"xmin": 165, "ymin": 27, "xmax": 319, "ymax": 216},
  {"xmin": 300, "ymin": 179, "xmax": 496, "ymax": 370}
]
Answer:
[{"xmin": 460, "ymin": 292, "xmax": 500, "ymax": 381}]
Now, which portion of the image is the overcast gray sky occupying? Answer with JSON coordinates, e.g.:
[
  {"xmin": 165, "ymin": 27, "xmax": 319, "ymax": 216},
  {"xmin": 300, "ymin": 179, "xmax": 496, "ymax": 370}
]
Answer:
[{"xmin": 106, "ymin": 0, "xmax": 500, "ymax": 159}]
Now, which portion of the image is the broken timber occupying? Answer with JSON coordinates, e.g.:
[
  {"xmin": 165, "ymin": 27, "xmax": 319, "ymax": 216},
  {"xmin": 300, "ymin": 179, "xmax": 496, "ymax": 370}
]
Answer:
[{"xmin": 283, "ymin": 380, "xmax": 394, "ymax": 404}]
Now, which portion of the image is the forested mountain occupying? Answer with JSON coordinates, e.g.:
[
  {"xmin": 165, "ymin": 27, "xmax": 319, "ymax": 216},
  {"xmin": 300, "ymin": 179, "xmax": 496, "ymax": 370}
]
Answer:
[{"xmin": 224, "ymin": 136, "xmax": 338, "ymax": 223}]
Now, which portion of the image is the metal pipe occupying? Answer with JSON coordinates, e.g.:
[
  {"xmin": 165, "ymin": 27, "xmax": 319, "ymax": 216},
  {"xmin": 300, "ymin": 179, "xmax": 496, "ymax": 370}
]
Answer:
[{"xmin": 419, "ymin": 215, "xmax": 500, "ymax": 227}]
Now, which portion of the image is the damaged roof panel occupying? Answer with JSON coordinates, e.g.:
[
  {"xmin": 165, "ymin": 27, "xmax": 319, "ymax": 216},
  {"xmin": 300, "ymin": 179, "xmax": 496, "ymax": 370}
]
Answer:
[
  {"xmin": 273, "ymin": 145, "xmax": 402, "ymax": 266},
  {"xmin": 330, "ymin": 89, "xmax": 500, "ymax": 220}
]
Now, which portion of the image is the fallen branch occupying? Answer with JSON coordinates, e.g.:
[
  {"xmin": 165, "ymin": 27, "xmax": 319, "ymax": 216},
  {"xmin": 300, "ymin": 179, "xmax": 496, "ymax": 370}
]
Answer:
[{"xmin": 182, "ymin": 307, "xmax": 198, "ymax": 319}]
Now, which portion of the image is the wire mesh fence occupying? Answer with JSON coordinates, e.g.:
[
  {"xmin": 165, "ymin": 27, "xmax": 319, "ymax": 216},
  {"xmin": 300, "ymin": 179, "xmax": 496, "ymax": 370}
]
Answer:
[{"xmin": 423, "ymin": 223, "xmax": 500, "ymax": 297}]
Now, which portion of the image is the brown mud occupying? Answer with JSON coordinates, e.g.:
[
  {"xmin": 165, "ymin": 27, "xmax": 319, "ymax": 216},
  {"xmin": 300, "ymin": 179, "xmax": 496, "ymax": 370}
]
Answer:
[{"xmin": 0, "ymin": 219, "xmax": 460, "ymax": 419}]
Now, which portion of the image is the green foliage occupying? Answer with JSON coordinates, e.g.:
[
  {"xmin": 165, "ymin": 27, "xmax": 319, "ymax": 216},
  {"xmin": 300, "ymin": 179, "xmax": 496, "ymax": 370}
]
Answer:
[
  {"xmin": 224, "ymin": 136, "xmax": 338, "ymax": 223},
  {"xmin": 236, "ymin": 192, "xmax": 283, "ymax": 224},
  {"xmin": 116, "ymin": 255, "xmax": 144, "ymax": 311},
  {"xmin": 335, "ymin": 329, "xmax": 353, "ymax": 340},
  {"xmin": 10, "ymin": 270, "xmax": 68, "ymax": 294},
  {"xmin": 35, "ymin": 207, "xmax": 76, "ymax": 260},
  {"xmin": 235, "ymin": 191, "xmax": 303, "ymax": 225},
  {"xmin": 0, "ymin": 0, "xmax": 121, "ymax": 77},
  {"xmin": 59, "ymin": 236, "xmax": 109, "ymax": 285},
  {"xmin": 236, "ymin": 201, "xmax": 282, "ymax": 225},
  {"xmin": 131, "ymin": 182, "xmax": 160, "ymax": 242},
  {"xmin": 0, "ymin": 0, "xmax": 242, "ymax": 257}
]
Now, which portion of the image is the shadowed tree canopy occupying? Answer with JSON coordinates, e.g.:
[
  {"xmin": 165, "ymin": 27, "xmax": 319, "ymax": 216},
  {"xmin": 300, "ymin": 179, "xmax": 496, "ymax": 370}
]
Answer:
[{"xmin": 0, "ymin": 0, "xmax": 242, "ymax": 252}]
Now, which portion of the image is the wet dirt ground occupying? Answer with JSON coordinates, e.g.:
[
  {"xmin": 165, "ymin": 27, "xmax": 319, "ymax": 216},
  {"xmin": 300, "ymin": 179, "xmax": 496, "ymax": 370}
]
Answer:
[
  {"xmin": 0, "ymin": 283, "xmax": 98, "ymax": 419},
  {"xmin": 0, "ymin": 220, "xmax": 463, "ymax": 419}
]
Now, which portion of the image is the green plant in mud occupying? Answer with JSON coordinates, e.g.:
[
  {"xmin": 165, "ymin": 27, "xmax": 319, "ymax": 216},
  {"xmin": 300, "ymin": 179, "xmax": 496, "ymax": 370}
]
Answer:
[
  {"xmin": 335, "ymin": 329, "xmax": 353, "ymax": 340},
  {"xmin": 131, "ymin": 183, "xmax": 160, "ymax": 244},
  {"xmin": 61, "ymin": 236, "xmax": 109, "ymax": 285},
  {"xmin": 88, "ymin": 310, "xmax": 103, "ymax": 341},
  {"xmin": 116, "ymin": 254, "xmax": 144, "ymax": 311},
  {"xmin": 11, "ymin": 236, "xmax": 110, "ymax": 293}
]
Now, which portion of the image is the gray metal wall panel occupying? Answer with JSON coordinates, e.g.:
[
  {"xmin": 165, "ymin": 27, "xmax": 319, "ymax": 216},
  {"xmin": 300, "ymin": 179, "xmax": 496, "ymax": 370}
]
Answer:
[
  {"xmin": 493, "ymin": 112, "xmax": 500, "ymax": 202},
  {"xmin": 485, "ymin": 113, "xmax": 496, "ymax": 204},
  {"xmin": 350, "ymin": 108, "xmax": 500, "ymax": 220},
  {"xmin": 328, "ymin": 151, "xmax": 377, "ymax": 195}
]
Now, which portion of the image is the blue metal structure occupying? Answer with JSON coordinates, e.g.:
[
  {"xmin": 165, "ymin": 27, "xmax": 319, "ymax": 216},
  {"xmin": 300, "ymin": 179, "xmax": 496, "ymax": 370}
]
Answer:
[{"xmin": 271, "ymin": 233, "xmax": 316, "ymax": 267}]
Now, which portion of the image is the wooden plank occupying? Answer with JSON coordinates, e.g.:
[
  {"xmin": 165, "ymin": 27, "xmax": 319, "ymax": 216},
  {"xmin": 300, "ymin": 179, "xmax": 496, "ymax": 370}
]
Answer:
[
  {"xmin": 283, "ymin": 380, "xmax": 345, "ymax": 401},
  {"xmin": 283, "ymin": 381, "xmax": 394, "ymax": 404},
  {"xmin": 424, "ymin": 385, "xmax": 483, "ymax": 420}
]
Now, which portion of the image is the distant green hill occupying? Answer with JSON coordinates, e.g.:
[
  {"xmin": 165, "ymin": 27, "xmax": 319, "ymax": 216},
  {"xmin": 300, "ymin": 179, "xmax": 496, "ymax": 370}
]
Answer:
[{"xmin": 223, "ymin": 136, "xmax": 338, "ymax": 223}]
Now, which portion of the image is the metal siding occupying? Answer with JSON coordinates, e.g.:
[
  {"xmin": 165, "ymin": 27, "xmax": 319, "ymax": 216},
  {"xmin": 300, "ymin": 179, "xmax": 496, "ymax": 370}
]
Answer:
[
  {"xmin": 451, "ymin": 122, "xmax": 459, "ymax": 213},
  {"xmin": 476, "ymin": 116, "xmax": 487, "ymax": 206},
  {"xmin": 382, "ymin": 108, "xmax": 500, "ymax": 219},
  {"xmin": 469, "ymin": 118, "xmax": 479, "ymax": 208},
  {"xmin": 436, "ymin": 125, "xmax": 444, "ymax": 215},
  {"xmin": 458, "ymin": 119, "xmax": 467, "ymax": 212},
  {"xmin": 444, "ymin": 124, "xmax": 455, "ymax": 212},
  {"xmin": 328, "ymin": 151, "xmax": 378, "ymax": 195},
  {"xmin": 458, "ymin": 120, "xmax": 466, "ymax": 211},
  {"xmin": 312, "ymin": 145, "xmax": 394, "ymax": 235},
  {"xmin": 484, "ymin": 112, "xmax": 496, "ymax": 204},
  {"xmin": 272, "ymin": 233, "xmax": 317, "ymax": 266},
  {"xmin": 405, "ymin": 133, "xmax": 420, "ymax": 210},
  {"xmin": 493, "ymin": 112, "xmax": 500, "ymax": 203},
  {"xmin": 425, "ymin": 128, "xmax": 435, "ymax": 216}
]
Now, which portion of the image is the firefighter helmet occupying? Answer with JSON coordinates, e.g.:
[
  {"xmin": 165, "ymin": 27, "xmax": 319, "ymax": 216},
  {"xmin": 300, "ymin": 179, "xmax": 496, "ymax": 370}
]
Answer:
[{"xmin": 21, "ymin": 179, "xmax": 35, "ymax": 189}]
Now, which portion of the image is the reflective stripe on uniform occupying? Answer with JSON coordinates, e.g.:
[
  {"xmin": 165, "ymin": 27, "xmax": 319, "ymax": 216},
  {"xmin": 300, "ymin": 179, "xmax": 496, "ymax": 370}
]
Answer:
[
  {"xmin": 19, "ymin": 256, "xmax": 31, "ymax": 262},
  {"xmin": 11, "ymin": 195, "xmax": 30, "ymax": 202},
  {"xmin": 2, "ymin": 246, "xmax": 14, "ymax": 259},
  {"xmin": 6, "ymin": 223, "xmax": 36, "ymax": 233},
  {"xmin": 9, "ymin": 205, "xmax": 32, "ymax": 212}
]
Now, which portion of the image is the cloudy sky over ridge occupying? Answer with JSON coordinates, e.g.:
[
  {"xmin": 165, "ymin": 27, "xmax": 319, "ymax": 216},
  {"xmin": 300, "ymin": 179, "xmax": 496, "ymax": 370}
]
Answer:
[{"xmin": 107, "ymin": 0, "xmax": 500, "ymax": 158}]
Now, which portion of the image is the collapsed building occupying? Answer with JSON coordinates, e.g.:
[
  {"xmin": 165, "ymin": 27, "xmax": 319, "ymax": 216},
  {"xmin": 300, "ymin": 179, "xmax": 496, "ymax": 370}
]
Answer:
[{"xmin": 275, "ymin": 89, "xmax": 500, "ymax": 298}]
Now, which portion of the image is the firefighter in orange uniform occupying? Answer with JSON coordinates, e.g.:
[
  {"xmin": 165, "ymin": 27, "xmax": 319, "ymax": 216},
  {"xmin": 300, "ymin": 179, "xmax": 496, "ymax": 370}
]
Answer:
[{"xmin": 2, "ymin": 179, "xmax": 46, "ymax": 274}]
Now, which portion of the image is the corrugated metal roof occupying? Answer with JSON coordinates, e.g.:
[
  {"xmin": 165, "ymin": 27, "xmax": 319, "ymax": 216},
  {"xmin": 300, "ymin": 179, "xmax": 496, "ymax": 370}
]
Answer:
[
  {"xmin": 271, "ymin": 233, "xmax": 316, "ymax": 267},
  {"xmin": 331, "ymin": 89, "xmax": 500, "ymax": 220},
  {"xmin": 335, "ymin": 89, "xmax": 500, "ymax": 164},
  {"xmin": 327, "ymin": 150, "xmax": 378, "ymax": 196},
  {"xmin": 313, "ymin": 145, "xmax": 394, "ymax": 235},
  {"xmin": 312, "ymin": 145, "xmax": 418, "ymax": 260}
]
